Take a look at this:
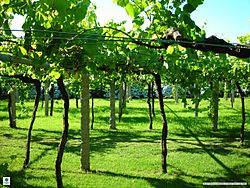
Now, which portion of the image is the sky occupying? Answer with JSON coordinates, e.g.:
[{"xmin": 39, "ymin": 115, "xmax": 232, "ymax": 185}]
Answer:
[
  {"xmin": 191, "ymin": 0, "xmax": 250, "ymax": 43},
  {"xmin": 91, "ymin": 0, "xmax": 250, "ymax": 43},
  {"xmin": 11, "ymin": 0, "xmax": 250, "ymax": 43}
]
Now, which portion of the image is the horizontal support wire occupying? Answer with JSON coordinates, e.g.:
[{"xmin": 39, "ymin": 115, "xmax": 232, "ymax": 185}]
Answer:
[{"xmin": 1, "ymin": 29, "xmax": 250, "ymax": 49}]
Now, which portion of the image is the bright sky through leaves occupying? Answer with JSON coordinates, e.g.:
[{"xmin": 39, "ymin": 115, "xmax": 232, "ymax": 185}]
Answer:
[
  {"xmin": 11, "ymin": 0, "xmax": 249, "ymax": 43},
  {"xmin": 92, "ymin": 0, "xmax": 250, "ymax": 43},
  {"xmin": 191, "ymin": 0, "xmax": 250, "ymax": 43}
]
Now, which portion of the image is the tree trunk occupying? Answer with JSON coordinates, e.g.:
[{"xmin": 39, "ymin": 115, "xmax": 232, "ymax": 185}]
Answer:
[
  {"xmin": 118, "ymin": 82, "xmax": 123, "ymax": 122},
  {"xmin": 45, "ymin": 82, "xmax": 49, "ymax": 116},
  {"xmin": 224, "ymin": 82, "xmax": 228, "ymax": 100},
  {"xmin": 76, "ymin": 98, "xmax": 79, "ymax": 108},
  {"xmin": 41, "ymin": 87, "xmax": 45, "ymax": 108},
  {"xmin": 109, "ymin": 79, "xmax": 116, "ymax": 129},
  {"xmin": 194, "ymin": 100, "xmax": 199, "ymax": 119},
  {"xmin": 174, "ymin": 84, "xmax": 179, "ymax": 104},
  {"xmin": 8, "ymin": 93, "xmax": 16, "ymax": 128},
  {"xmin": 80, "ymin": 73, "xmax": 90, "ymax": 171},
  {"xmin": 193, "ymin": 83, "xmax": 200, "ymax": 119},
  {"xmin": 152, "ymin": 81, "xmax": 155, "ymax": 117},
  {"xmin": 23, "ymin": 80, "xmax": 41, "ymax": 168},
  {"xmin": 236, "ymin": 82, "xmax": 245, "ymax": 145},
  {"xmin": 147, "ymin": 83, "xmax": 153, "ymax": 129},
  {"xmin": 49, "ymin": 83, "xmax": 55, "ymax": 116},
  {"xmin": 153, "ymin": 73, "xmax": 168, "ymax": 173},
  {"xmin": 127, "ymin": 84, "xmax": 131, "ymax": 101},
  {"xmin": 118, "ymin": 81, "xmax": 127, "ymax": 122},
  {"xmin": 9, "ymin": 87, "xmax": 17, "ymax": 128},
  {"xmin": 55, "ymin": 76, "xmax": 69, "ymax": 188},
  {"xmin": 230, "ymin": 83, "xmax": 235, "ymax": 108},
  {"xmin": 210, "ymin": 80, "xmax": 219, "ymax": 130},
  {"xmin": 91, "ymin": 92, "xmax": 94, "ymax": 130},
  {"xmin": 122, "ymin": 81, "xmax": 127, "ymax": 109},
  {"xmin": 183, "ymin": 88, "xmax": 187, "ymax": 108}
]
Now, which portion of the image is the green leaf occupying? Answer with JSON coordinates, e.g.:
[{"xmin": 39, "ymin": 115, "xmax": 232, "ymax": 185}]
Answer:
[
  {"xmin": 74, "ymin": 0, "xmax": 91, "ymax": 22},
  {"xmin": 183, "ymin": 4, "xmax": 195, "ymax": 13},
  {"xmin": 167, "ymin": 46, "xmax": 174, "ymax": 54},
  {"xmin": 125, "ymin": 3, "xmax": 135, "ymax": 17},
  {"xmin": 187, "ymin": 0, "xmax": 204, "ymax": 9},
  {"xmin": 44, "ymin": 21, "xmax": 51, "ymax": 29},
  {"xmin": 54, "ymin": 0, "xmax": 67, "ymax": 17},
  {"xmin": 128, "ymin": 43, "xmax": 137, "ymax": 50},
  {"xmin": 175, "ymin": 7, "xmax": 181, "ymax": 15},
  {"xmin": 49, "ymin": 70, "xmax": 61, "ymax": 79},
  {"xmin": 1, "ymin": 0, "xmax": 10, "ymax": 5},
  {"xmin": 200, "ymin": 29, "xmax": 206, "ymax": 38},
  {"xmin": 3, "ymin": 20, "xmax": 11, "ymax": 36},
  {"xmin": 183, "ymin": 14, "xmax": 194, "ymax": 26},
  {"xmin": 116, "ymin": 0, "xmax": 129, "ymax": 7},
  {"xmin": 133, "ymin": 17, "xmax": 144, "ymax": 26},
  {"xmin": 18, "ymin": 46, "xmax": 27, "ymax": 56}
]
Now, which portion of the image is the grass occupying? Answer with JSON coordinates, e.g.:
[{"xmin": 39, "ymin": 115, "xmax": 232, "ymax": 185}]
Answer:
[{"xmin": 0, "ymin": 97, "xmax": 250, "ymax": 188}]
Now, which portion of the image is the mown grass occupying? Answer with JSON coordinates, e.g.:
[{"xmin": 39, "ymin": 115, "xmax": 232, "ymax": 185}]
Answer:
[{"xmin": 0, "ymin": 98, "xmax": 250, "ymax": 188}]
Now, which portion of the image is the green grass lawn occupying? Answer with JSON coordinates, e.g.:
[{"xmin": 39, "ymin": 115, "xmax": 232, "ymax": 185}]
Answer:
[{"xmin": 0, "ymin": 98, "xmax": 249, "ymax": 188}]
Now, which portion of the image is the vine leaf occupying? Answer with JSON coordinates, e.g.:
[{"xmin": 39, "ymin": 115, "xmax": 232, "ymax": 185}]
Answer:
[
  {"xmin": 125, "ymin": 3, "xmax": 135, "ymax": 17},
  {"xmin": 167, "ymin": 46, "xmax": 174, "ymax": 54},
  {"xmin": 54, "ymin": 0, "xmax": 67, "ymax": 17}
]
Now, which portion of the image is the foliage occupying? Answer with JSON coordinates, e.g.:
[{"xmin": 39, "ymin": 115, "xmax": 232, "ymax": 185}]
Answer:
[{"xmin": 0, "ymin": 0, "xmax": 250, "ymax": 185}]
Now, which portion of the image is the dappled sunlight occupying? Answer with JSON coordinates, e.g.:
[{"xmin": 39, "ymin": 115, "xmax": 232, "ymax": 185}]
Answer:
[{"xmin": 0, "ymin": 98, "xmax": 249, "ymax": 187}]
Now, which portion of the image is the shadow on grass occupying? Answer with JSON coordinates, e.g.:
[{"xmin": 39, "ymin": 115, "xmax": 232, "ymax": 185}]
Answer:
[
  {"xmin": 221, "ymin": 103, "xmax": 250, "ymax": 116},
  {"xmin": 64, "ymin": 129, "xmax": 161, "ymax": 156},
  {"xmin": 91, "ymin": 170, "xmax": 196, "ymax": 188},
  {"xmin": 0, "ymin": 163, "xmax": 44, "ymax": 188},
  {"xmin": 97, "ymin": 116, "xmax": 150, "ymax": 125},
  {"xmin": 203, "ymin": 163, "xmax": 250, "ymax": 185},
  {"xmin": 27, "ymin": 166, "xmax": 197, "ymax": 188},
  {"xmin": 166, "ymin": 105, "xmax": 249, "ymax": 183},
  {"xmin": 168, "ymin": 113, "xmax": 249, "ymax": 144}
]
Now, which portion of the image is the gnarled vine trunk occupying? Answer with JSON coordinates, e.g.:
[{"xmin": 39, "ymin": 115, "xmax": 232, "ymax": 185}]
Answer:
[
  {"xmin": 118, "ymin": 80, "xmax": 127, "ymax": 122},
  {"xmin": 8, "ymin": 91, "xmax": 16, "ymax": 128},
  {"xmin": 151, "ymin": 81, "xmax": 155, "ymax": 117},
  {"xmin": 174, "ymin": 84, "xmax": 179, "ymax": 104},
  {"xmin": 109, "ymin": 79, "xmax": 116, "ymax": 129},
  {"xmin": 45, "ymin": 82, "xmax": 50, "ymax": 116},
  {"xmin": 153, "ymin": 73, "xmax": 168, "ymax": 173},
  {"xmin": 147, "ymin": 83, "xmax": 153, "ymax": 130},
  {"xmin": 236, "ymin": 82, "xmax": 245, "ymax": 145},
  {"xmin": 76, "ymin": 98, "xmax": 79, "ymax": 108},
  {"xmin": 118, "ymin": 82, "xmax": 123, "ymax": 123},
  {"xmin": 49, "ymin": 83, "xmax": 55, "ymax": 116},
  {"xmin": 55, "ymin": 76, "xmax": 69, "ymax": 188},
  {"xmin": 193, "ymin": 83, "xmax": 200, "ymax": 119},
  {"xmin": 23, "ymin": 80, "xmax": 41, "ymax": 168},
  {"xmin": 230, "ymin": 82, "xmax": 235, "ymax": 108},
  {"xmin": 9, "ymin": 86, "xmax": 17, "ymax": 128}
]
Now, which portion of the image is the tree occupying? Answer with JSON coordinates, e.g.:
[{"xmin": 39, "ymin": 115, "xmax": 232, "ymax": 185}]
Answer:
[
  {"xmin": 1, "ymin": 0, "xmax": 249, "ymax": 181},
  {"xmin": 109, "ymin": 77, "xmax": 116, "ymax": 129},
  {"xmin": 147, "ymin": 82, "xmax": 153, "ymax": 129},
  {"xmin": 8, "ymin": 84, "xmax": 17, "ymax": 128},
  {"xmin": 55, "ymin": 76, "xmax": 69, "ymax": 188},
  {"xmin": 153, "ymin": 73, "xmax": 168, "ymax": 173}
]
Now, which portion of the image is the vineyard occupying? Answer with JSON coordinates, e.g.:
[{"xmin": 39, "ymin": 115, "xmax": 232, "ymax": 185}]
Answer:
[{"xmin": 0, "ymin": 0, "xmax": 249, "ymax": 187}]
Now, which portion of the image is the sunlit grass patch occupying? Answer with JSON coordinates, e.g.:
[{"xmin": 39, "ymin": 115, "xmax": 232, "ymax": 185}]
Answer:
[{"xmin": 0, "ymin": 98, "xmax": 249, "ymax": 187}]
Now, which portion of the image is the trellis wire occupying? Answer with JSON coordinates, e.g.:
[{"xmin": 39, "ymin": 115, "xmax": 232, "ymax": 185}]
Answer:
[{"xmin": 1, "ymin": 29, "xmax": 250, "ymax": 49}]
